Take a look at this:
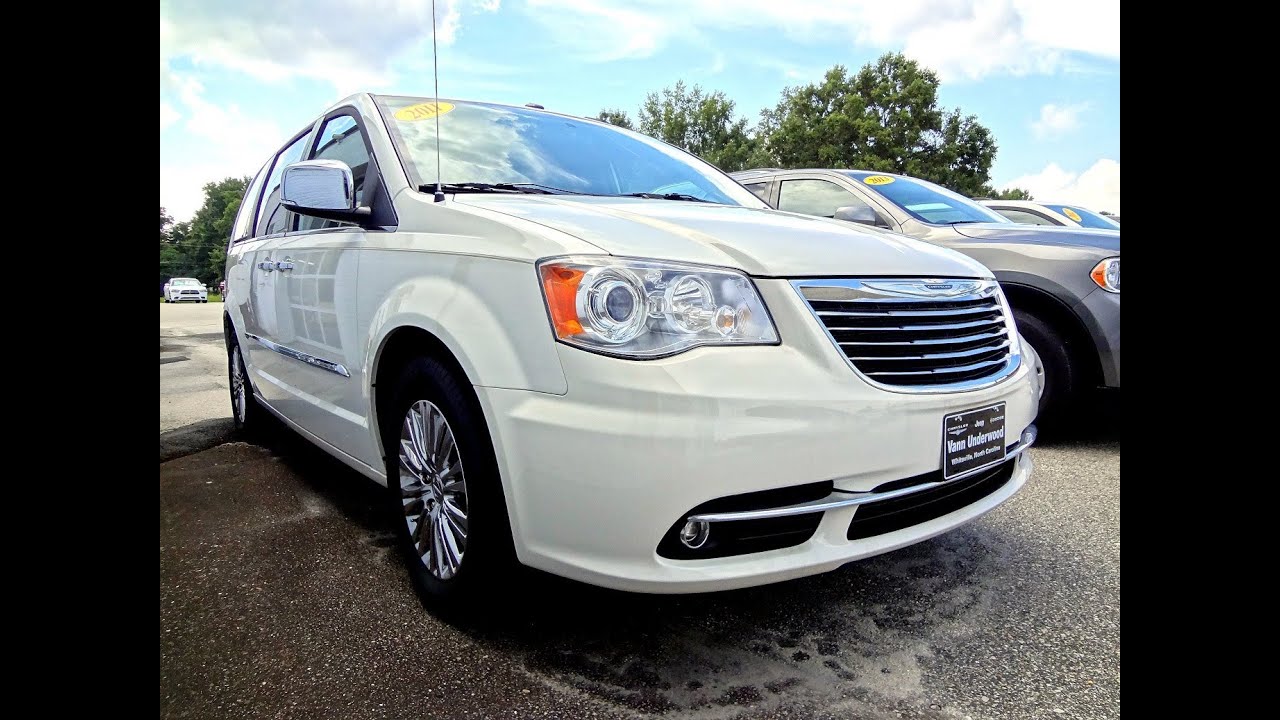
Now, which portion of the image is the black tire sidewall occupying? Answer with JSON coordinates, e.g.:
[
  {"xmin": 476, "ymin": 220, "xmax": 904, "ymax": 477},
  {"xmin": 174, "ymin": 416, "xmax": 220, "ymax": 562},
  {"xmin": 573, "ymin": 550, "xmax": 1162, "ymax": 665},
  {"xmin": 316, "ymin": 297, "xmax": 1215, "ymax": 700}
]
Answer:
[
  {"xmin": 1013, "ymin": 309, "xmax": 1076, "ymax": 424},
  {"xmin": 381, "ymin": 357, "xmax": 512, "ymax": 603}
]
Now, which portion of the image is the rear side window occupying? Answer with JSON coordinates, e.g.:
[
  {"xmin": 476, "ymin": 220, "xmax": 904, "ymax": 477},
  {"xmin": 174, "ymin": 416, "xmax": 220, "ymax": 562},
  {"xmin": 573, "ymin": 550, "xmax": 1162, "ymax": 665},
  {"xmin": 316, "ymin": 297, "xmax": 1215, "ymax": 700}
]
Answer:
[
  {"xmin": 743, "ymin": 182, "xmax": 771, "ymax": 203},
  {"xmin": 230, "ymin": 159, "xmax": 271, "ymax": 243},
  {"xmin": 993, "ymin": 208, "xmax": 1060, "ymax": 226},
  {"xmin": 298, "ymin": 115, "xmax": 371, "ymax": 232},
  {"xmin": 255, "ymin": 133, "xmax": 311, "ymax": 237}
]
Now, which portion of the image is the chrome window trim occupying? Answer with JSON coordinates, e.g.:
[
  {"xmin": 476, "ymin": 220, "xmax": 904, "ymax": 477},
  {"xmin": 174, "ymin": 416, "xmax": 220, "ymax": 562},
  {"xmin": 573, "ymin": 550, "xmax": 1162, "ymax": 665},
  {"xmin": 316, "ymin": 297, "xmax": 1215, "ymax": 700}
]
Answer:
[
  {"xmin": 688, "ymin": 426, "xmax": 1035, "ymax": 523},
  {"xmin": 792, "ymin": 277, "xmax": 1022, "ymax": 394},
  {"xmin": 245, "ymin": 333, "xmax": 351, "ymax": 378}
]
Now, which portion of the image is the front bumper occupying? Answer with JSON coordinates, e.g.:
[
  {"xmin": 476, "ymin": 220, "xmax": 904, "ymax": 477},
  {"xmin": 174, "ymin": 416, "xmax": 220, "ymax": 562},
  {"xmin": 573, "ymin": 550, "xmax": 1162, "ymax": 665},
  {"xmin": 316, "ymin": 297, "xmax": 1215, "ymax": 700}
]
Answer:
[
  {"xmin": 476, "ymin": 277, "xmax": 1038, "ymax": 593},
  {"xmin": 169, "ymin": 294, "xmax": 207, "ymax": 302}
]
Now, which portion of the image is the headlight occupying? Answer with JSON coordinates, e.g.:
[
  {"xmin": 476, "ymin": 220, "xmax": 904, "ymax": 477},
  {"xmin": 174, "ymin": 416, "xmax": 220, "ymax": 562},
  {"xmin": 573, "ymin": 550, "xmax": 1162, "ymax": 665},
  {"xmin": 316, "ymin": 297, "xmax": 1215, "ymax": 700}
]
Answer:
[
  {"xmin": 538, "ymin": 256, "xmax": 779, "ymax": 358},
  {"xmin": 1090, "ymin": 257, "xmax": 1120, "ymax": 293}
]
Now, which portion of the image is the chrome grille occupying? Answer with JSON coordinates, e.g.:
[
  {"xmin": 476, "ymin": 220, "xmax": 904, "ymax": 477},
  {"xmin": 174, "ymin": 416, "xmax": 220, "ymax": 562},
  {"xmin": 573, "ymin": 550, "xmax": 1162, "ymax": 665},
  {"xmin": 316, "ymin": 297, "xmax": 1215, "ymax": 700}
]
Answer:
[{"xmin": 794, "ymin": 278, "xmax": 1019, "ymax": 390}]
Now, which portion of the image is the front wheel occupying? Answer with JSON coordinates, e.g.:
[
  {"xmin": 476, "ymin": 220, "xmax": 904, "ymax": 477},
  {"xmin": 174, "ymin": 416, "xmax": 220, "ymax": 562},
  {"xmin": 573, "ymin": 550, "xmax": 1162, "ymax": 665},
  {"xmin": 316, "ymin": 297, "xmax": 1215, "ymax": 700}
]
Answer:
[
  {"xmin": 383, "ymin": 357, "xmax": 514, "ymax": 604},
  {"xmin": 1013, "ymin": 309, "xmax": 1078, "ymax": 426}
]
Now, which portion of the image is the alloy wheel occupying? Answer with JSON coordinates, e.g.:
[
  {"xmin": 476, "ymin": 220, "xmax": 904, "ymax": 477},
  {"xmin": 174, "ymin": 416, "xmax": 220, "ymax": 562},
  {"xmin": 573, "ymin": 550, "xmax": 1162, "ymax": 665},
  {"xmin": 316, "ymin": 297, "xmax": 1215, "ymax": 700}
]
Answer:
[{"xmin": 399, "ymin": 400, "xmax": 469, "ymax": 580}]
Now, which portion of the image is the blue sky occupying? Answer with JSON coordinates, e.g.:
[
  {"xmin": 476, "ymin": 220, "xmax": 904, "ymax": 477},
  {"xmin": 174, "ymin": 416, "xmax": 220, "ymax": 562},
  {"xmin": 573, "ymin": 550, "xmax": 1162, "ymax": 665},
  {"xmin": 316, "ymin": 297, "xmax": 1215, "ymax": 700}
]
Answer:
[{"xmin": 160, "ymin": 0, "xmax": 1120, "ymax": 220}]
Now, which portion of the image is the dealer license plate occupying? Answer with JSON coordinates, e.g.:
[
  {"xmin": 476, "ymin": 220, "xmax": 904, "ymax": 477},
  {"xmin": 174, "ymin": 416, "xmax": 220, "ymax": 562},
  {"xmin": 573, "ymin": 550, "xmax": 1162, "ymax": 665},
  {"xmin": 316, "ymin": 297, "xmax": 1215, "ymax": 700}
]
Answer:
[{"xmin": 942, "ymin": 403, "xmax": 1007, "ymax": 480}]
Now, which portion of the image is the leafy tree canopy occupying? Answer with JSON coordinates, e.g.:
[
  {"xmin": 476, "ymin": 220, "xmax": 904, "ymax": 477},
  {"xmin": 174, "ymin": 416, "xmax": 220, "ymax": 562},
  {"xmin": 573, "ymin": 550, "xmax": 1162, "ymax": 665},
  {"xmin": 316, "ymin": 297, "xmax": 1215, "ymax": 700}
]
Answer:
[
  {"xmin": 159, "ymin": 177, "xmax": 249, "ymax": 292},
  {"xmin": 636, "ymin": 81, "xmax": 766, "ymax": 172},
  {"xmin": 986, "ymin": 187, "xmax": 1034, "ymax": 200},
  {"xmin": 758, "ymin": 53, "xmax": 998, "ymax": 197},
  {"xmin": 596, "ymin": 109, "xmax": 634, "ymax": 130}
]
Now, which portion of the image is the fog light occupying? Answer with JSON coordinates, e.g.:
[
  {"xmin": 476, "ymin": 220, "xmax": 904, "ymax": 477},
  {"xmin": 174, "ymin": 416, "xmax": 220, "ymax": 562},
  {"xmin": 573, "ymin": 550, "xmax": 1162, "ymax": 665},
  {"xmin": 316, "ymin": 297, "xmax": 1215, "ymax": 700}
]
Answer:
[{"xmin": 679, "ymin": 519, "xmax": 710, "ymax": 549}]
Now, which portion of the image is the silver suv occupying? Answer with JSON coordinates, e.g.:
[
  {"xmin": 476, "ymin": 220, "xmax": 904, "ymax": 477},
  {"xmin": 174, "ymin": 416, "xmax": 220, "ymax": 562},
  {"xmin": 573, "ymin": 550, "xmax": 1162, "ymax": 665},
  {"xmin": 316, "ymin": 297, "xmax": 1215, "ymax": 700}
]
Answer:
[{"xmin": 732, "ymin": 168, "xmax": 1119, "ymax": 424}]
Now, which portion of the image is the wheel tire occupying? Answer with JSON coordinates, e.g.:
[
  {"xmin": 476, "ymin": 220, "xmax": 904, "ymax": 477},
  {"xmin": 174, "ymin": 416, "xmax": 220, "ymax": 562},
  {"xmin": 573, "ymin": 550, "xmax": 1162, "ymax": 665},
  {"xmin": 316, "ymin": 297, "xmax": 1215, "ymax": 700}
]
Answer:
[
  {"xmin": 202, "ymin": 299, "xmax": 208, "ymax": 304},
  {"xmin": 1013, "ymin": 309, "xmax": 1077, "ymax": 426},
  {"xmin": 382, "ymin": 356, "xmax": 514, "ymax": 604},
  {"xmin": 228, "ymin": 334, "xmax": 267, "ymax": 433}
]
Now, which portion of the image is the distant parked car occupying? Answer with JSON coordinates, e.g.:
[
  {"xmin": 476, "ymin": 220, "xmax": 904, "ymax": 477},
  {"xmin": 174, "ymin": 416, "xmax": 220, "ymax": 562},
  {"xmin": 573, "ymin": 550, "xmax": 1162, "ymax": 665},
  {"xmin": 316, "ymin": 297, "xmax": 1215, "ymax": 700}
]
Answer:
[
  {"xmin": 978, "ymin": 199, "xmax": 1120, "ymax": 231},
  {"xmin": 731, "ymin": 168, "xmax": 1119, "ymax": 424},
  {"xmin": 164, "ymin": 277, "xmax": 208, "ymax": 303}
]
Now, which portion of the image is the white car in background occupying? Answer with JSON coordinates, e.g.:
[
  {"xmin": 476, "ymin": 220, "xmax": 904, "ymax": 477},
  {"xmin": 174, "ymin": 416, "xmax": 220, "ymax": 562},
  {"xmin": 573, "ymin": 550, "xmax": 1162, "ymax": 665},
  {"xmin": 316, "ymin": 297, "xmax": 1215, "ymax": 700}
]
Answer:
[
  {"xmin": 165, "ymin": 277, "xmax": 208, "ymax": 303},
  {"xmin": 979, "ymin": 200, "xmax": 1120, "ymax": 231}
]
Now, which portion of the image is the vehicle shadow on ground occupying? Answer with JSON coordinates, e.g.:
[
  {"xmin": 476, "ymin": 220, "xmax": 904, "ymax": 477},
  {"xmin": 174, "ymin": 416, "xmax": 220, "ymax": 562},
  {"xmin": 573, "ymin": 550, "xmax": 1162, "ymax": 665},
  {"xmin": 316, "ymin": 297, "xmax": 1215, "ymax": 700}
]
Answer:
[
  {"xmin": 1033, "ymin": 388, "xmax": 1121, "ymax": 451},
  {"xmin": 237, "ymin": 397, "xmax": 1118, "ymax": 715}
]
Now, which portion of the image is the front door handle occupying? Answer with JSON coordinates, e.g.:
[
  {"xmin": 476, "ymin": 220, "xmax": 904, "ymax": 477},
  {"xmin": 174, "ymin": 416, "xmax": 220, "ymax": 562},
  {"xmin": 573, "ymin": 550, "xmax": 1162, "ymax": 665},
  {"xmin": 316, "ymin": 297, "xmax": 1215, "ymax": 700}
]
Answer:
[
  {"xmin": 275, "ymin": 258, "xmax": 295, "ymax": 272},
  {"xmin": 257, "ymin": 259, "xmax": 275, "ymax": 272}
]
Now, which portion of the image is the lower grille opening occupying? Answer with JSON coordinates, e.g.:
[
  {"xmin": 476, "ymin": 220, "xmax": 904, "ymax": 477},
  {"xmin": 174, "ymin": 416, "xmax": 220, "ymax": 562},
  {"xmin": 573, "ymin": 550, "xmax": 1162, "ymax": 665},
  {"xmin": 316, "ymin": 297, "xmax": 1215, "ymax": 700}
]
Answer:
[
  {"xmin": 846, "ymin": 458, "xmax": 1017, "ymax": 540},
  {"xmin": 657, "ymin": 481, "xmax": 831, "ymax": 560}
]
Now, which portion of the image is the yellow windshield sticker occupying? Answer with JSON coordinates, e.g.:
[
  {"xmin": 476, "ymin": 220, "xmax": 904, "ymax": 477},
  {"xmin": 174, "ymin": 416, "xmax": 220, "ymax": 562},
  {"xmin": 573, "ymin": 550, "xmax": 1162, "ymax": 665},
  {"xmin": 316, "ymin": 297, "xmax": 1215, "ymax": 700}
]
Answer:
[
  {"xmin": 1062, "ymin": 207, "xmax": 1083, "ymax": 222},
  {"xmin": 394, "ymin": 102, "xmax": 455, "ymax": 121},
  {"xmin": 863, "ymin": 175, "xmax": 895, "ymax": 186}
]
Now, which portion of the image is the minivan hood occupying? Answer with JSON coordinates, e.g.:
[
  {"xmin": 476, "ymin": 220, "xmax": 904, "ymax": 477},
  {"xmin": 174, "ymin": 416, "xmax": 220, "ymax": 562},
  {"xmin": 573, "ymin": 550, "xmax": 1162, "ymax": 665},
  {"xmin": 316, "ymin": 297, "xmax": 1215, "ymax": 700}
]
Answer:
[
  {"xmin": 456, "ymin": 195, "xmax": 991, "ymax": 278},
  {"xmin": 951, "ymin": 222, "xmax": 1120, "ymax": 252}
]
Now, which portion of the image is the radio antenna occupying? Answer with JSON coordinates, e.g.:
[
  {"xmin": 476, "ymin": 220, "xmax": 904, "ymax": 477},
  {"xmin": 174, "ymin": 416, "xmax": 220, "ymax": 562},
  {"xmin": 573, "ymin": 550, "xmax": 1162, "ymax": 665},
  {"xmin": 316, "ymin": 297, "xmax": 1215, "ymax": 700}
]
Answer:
[{"xmin": 430, "ymin": 0, "xmax": 445, "ymax": 203}]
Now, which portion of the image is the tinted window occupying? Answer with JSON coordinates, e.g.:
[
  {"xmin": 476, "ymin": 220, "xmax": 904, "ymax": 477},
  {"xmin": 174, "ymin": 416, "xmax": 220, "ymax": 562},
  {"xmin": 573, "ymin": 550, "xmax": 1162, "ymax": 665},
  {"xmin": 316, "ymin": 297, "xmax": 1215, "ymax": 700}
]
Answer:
[
  {"xmin": 256, "ymin": 133, "xmax": 312, "ymax": 237},
  {"xmin": 298, "ymin": 115, "xmax": 371, "ymax": 231},
  {"xmin": 1043, "ymin": 204, "xmax": 1120, "ymax": 230},
  {"xmin": 993, "ymin": 208, "xmax": 1060, "ymax": 226},
  {"xmin": 844, "ymin": 172, "xmax": 1007, "ymax": 225},
  {"xmin": 743, "ymin": 182, "xmax": 771, "ymax": 202},
  {"xmin": 779, "ymin": 179, "xmax": 864, "ymax": 218},
  {"xmin": 231, "ymin": 159, "xmax": 271, "ymax": 242},
  {"xmin": 374, "ymin": 96, "xmax": 763, "ymax": 207}
]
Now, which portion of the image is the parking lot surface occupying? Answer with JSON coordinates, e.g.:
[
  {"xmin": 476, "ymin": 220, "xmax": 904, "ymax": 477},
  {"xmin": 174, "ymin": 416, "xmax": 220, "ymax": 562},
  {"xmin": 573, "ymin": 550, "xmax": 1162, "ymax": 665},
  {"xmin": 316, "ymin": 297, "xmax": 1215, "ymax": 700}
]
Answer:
[{"xmin": 159, "ymin": 306, "xmax": 1119, "ymax": 719}]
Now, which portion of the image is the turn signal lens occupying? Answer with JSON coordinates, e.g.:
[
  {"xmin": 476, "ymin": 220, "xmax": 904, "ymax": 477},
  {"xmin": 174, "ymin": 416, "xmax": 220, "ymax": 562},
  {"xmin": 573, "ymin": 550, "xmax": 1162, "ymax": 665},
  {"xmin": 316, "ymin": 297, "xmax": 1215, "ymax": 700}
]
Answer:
[
  {"xmin": 540, "ymin": 265, "xmax": 584, "ymax": 337},
  {"xmin": 1090, "ymin": 257, "xmax": 1120, "ymax": 293}
]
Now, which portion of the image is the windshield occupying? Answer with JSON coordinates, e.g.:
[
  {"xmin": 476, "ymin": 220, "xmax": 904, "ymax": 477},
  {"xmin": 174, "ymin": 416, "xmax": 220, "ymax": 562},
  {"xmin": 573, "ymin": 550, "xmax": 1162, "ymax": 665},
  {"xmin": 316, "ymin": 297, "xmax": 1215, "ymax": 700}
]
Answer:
[
  {"xmin": 374, "ymin": 96, "xmax": 763, "ymax": 207},
  {"xmin": 171, "ymin": 278, "xmax": 199, "ymax": 286},
  {"xmin": 841, "ymin": 171, "xmax": 1008, "ymax": 225},
  {"xmin": 1043, "ymin": 204, "xmax": 1120, "ymax": 230}
]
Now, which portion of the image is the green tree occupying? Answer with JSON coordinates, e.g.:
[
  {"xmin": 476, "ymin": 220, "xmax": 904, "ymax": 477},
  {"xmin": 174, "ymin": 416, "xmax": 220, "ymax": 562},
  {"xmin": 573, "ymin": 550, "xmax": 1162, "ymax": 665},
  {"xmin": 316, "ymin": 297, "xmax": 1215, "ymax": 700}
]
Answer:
[
  {"xmin": 159, "ymin": 178, "xmax": 249, "ymax": 292},
  {"xmin": 596, "ymin": 109, "xmax": 634, "ymax": 130},
  {"xmin": 758, "ymin": 53, "xmax": 998, "ymax": 196},
  {"xmin": 636, "ymin": 81, "xmax": 761, "ymax": 172},
  {"xmin": 988, "ymin": 187, "xmax": 1034, "ymax": 200},
  {"xmin": 184, "ymin": 176, "xmax": 250, "ymax": 285}
]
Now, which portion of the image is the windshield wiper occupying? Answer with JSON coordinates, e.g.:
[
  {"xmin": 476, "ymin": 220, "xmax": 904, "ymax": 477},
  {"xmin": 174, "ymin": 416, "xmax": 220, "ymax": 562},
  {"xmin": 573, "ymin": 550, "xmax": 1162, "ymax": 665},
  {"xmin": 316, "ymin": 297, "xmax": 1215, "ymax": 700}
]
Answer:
[
  {"xmin": 947, "ymin": 220, "xmax": 983, "ymax": 225},
  {"xmin": 617, "ymin": 192, "xmax": 710, "ymax": 202},
  {"xmin": 424, "ymin": 182, "xmax": 578, "ymax": 195}
]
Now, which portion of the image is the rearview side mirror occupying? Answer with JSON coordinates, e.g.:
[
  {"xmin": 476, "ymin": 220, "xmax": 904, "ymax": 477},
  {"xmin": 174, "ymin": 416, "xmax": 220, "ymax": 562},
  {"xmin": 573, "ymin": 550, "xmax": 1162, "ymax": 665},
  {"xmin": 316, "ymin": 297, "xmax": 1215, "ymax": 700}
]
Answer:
[
  {"xmin": 281, "ymin": 160, "xmax": 371, "ymax": 224},
  {"xmin": 833, "ymin": 205, "xmax": 879, "ymax": 226}
]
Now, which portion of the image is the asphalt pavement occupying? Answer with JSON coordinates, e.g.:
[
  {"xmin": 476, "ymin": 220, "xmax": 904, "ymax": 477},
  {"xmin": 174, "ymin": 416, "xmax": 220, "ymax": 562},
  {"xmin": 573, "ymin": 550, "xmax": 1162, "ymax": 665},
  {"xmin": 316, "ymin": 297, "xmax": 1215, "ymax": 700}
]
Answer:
[{"xmin": 159, "ymin": 304, "xmax": 1119, "ymax": 719}]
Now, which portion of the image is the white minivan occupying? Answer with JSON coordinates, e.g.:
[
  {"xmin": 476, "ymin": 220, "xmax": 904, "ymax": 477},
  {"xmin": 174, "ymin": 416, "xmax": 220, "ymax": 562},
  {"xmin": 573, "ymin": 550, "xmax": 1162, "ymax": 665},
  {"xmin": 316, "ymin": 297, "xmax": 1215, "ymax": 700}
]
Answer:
[{"xmin": 224, "ymin": 95, "xmax": 1039, "ymax": 602}]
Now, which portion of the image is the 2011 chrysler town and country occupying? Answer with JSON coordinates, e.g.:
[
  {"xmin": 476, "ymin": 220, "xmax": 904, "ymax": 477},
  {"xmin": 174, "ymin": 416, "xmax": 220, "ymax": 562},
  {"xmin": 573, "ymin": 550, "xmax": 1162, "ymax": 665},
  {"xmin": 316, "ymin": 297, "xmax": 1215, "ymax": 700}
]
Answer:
[{"xmin": 223, "ymin": 95, "xmax": 1039, "ymax": 601}]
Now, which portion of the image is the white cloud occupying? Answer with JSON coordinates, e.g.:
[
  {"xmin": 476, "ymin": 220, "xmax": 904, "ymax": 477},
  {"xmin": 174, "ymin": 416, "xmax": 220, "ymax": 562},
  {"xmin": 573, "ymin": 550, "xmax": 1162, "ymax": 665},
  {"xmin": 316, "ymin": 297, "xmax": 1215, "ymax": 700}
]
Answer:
[
  {"xmin": 1032, "ymin": 102, "xmax": 1089, "ymax": 138},
  {"xmin": 160, "ymin": 73, "xmax": 285, "ymax": 220},
  {"xmin": 160, "ymin": 101, "xmax": 180, "ymax": 131},
  {"xmin": 160, "ymin": 0, "xmax": 503, "ymax": 94},
  {"xmin": 159, "ymin": 1, "xmax": 505, "ymax": 219},
  {"xmin": 522, "ymin": 0, "xmax": 1119, "ymax": 81},
  {"xmin": 1004, "ymin": 159, "xmax": 1120, "ymax": 214}
]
